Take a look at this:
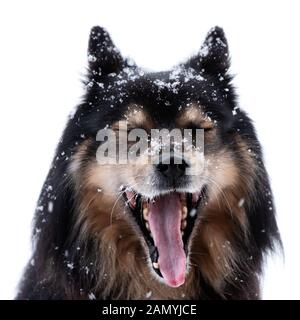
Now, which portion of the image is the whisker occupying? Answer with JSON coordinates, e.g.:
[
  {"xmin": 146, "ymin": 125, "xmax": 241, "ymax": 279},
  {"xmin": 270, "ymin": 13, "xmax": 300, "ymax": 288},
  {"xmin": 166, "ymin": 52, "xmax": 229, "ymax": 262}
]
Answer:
[
  {"xmin": 188, "ymin": 262, "xmax": 202, "ymax": 270},
  {"xmin": 109, "ymin": 181, "xmax": 141, "ymax": 225}
]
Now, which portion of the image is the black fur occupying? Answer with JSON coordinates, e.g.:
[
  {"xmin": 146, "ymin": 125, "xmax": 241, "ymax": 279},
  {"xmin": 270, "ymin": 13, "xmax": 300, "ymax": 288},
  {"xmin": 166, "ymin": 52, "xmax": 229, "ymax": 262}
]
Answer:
[{"xmin": 16, "ymin": 26, "xmax": 281, "ymax": 300}]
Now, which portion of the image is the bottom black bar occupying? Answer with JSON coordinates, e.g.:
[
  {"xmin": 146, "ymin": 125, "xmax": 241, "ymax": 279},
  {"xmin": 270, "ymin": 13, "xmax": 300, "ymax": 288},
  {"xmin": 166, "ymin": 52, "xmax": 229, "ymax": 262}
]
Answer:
[{"xmin": 0, "ymin": 300, "xmax": 296, "ymax": 319}]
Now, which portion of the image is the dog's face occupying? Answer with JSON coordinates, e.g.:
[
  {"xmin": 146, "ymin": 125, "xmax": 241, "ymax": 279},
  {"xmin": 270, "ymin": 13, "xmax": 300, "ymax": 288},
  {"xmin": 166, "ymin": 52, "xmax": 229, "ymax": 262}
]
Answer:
[
  {"xmin": 70, "ymin": 26, "xmax": 254, "ymax": 292},
  {"xmin": 108, "ymin": 100, "xmax": 240, "ymax": 288}
]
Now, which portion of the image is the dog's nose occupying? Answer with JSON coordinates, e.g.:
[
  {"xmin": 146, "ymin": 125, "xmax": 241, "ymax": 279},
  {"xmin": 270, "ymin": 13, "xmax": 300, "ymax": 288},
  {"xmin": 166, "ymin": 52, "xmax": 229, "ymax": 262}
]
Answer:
[{"xmin": 155, "ymin": 155, "xmax": 190, "ymax": 179}]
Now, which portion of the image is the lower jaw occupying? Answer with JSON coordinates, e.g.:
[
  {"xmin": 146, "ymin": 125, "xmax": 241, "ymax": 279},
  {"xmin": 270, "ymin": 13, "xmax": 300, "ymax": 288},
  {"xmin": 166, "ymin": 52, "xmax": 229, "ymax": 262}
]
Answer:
[{"xmin": 124, "ymin": 188, "xmax": 206, "ymax": 288}]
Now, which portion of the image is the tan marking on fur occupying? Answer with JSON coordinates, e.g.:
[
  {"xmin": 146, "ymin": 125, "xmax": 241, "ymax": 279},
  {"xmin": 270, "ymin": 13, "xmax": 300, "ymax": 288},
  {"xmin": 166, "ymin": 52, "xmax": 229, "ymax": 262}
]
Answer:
[
  {"xmin": 112, "ymin": 104, "xmax": 154, "ymax": 131},
  {"xmin": 68, "ymin": 139, "xmax": 92, "ymax": 178},
  {"xmin": 234, "ymin": 135, "xmax": 258, "ymax": 195},
  {"xmin": 177, "ymin": 104, "xmax": 214, "ymax": 129},
  {"xmin": 126, "ymin": 105, "xmax": 147, "ymax": 125}
]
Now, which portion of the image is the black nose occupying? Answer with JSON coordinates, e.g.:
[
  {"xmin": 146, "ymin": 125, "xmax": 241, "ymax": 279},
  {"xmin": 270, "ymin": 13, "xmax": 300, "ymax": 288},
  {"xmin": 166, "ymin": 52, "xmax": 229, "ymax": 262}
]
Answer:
[{"xmin": 155, "ymin": 156, "xmax": 189, "ymax": 179}]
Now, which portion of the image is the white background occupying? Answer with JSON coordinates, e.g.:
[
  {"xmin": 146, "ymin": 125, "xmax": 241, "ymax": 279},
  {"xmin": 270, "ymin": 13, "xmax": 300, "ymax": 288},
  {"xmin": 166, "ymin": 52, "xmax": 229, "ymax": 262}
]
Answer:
[{"xmin": 0, "ymin": 0, "xmax": 299, "ymax": 300}]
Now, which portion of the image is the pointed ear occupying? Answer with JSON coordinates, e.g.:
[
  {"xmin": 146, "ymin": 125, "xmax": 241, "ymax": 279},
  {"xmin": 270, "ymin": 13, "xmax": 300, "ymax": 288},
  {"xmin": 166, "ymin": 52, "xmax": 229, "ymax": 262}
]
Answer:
[
  {"xmin": 187, "ymin": 26, "xmax": 230, "ymax": 75},
  {"xmin": 87, "ymin": 26, "xmax": 124, "ymax": 79}
]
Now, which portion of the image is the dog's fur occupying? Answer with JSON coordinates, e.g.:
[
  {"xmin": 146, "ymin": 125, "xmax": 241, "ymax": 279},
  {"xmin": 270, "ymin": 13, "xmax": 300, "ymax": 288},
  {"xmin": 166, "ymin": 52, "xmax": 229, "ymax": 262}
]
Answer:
[{"xmin": 17, "ymin": 26, "xmax": 281, "ymax": 300}]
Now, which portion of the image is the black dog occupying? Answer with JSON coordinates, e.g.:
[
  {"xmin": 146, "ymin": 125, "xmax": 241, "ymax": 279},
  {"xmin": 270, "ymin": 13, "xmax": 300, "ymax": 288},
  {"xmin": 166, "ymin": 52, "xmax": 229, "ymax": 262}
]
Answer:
[{"xmin": 17, "ymin": 26, "xmax": 281, "ymax": 299}]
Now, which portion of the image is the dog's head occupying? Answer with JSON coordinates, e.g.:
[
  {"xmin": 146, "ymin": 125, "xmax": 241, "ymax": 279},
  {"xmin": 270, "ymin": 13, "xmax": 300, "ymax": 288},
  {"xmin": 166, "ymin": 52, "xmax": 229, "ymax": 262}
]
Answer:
[{"xmin": 68, "ymin": 26, "xmax": 258, "ymax": 293}]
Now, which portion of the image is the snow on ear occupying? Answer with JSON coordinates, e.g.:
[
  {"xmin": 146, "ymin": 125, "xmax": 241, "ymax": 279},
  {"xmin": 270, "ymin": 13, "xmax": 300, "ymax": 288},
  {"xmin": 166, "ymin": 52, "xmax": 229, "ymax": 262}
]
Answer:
[
  {"xmin": 187, "ymin": 26, "xmax": 230, "ymax": 75},
  {"xmin": 87, "ymin": 26, "xmax": 124, "ymax": 79}
]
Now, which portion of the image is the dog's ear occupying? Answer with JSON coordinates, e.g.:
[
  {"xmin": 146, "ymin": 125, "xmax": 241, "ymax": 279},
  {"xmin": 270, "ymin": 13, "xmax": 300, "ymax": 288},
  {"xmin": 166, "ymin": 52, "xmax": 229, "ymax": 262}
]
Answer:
[
  {"xmin": 87, "ymin": 26, "xmax": 124, "ymax": 79},
  {"xmin": 186, "ymin": 26, "xmax": 230, "ymax": 76}
]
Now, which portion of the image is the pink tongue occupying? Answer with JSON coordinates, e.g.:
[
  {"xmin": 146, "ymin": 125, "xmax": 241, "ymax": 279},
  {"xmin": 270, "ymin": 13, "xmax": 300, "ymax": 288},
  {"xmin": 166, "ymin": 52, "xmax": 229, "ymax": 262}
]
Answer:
[{"xmin": 148, "ymin": 193, "xmax": 186, "ymax": 287}]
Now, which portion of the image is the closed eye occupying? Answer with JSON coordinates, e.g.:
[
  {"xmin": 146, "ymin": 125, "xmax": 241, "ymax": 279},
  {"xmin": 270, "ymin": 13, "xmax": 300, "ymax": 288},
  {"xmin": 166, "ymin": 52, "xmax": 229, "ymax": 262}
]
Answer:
[{"xmin": 185, "ymin": 123, "xmax": 214, "ymax": 132}]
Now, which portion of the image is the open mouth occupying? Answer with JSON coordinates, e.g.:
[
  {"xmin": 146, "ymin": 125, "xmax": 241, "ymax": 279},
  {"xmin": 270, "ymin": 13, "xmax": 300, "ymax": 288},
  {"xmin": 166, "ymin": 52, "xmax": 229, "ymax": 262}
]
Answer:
[{"xmin": 123, "ymin": 187, "xmax": 206, "ymax": 287}]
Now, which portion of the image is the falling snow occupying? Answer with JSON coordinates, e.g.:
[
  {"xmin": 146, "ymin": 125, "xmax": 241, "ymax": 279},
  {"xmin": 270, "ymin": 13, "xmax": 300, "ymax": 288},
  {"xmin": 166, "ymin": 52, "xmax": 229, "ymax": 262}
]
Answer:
[
  {"xmin": 238, "ymin": 198, "xmax": 245, "ymax": 207},
  {"xmin": 67, "ymin": 263, "xmax": 74, "ymax": 270},
  {"xmin": 47, "ymin": 201, "xmax": 53, "ymax": 213},
  {"xmin": 88, "ymin": 292, "xmax": 96, "ymax": 300}
]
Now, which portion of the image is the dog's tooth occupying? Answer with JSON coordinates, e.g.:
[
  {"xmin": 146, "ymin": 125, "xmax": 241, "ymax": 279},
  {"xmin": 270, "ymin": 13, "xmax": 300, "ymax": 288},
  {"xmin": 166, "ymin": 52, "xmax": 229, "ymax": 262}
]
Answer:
[
  {"xmin": 181, "ymin": 231, "xmax": 184, "ymax": 237},
  {"xmin": 145, "ymin": 222, "xmax": 150, "ymax": 230},
  {"xmin": 143, "ymin": 208, "xmax": 149, "ymax": 220},
  {"xmin": 143, "ymin": 208, "xmax": 148, "ymax": 214},
  {"xmin": 181, "ymin": 220, "xmax": 187, "ymax": 230},
  {"xmin": 182, "ymin": 206, "xmax": 188, "ymax": 219},
  {"xmin": 153, "ymin": 262, "xmax": 159, "ymax": 269}
]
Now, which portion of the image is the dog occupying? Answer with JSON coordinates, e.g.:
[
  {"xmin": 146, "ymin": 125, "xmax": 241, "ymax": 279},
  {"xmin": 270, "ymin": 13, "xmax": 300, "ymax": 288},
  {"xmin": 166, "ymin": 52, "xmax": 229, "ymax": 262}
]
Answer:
[{"xmin": 17, "ymin": 26, "xmax": 281, "ymax": 299}]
